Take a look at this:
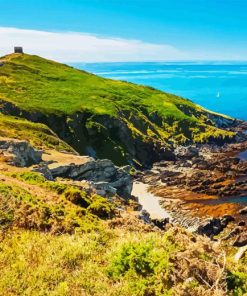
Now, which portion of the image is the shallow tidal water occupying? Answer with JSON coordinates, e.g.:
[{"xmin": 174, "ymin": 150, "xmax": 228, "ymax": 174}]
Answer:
[
  {"xmin": 188, "ymin": 196, "xmax": 247, "ymax": 206},
  {"xmin": 238, "ymin": 150, "xmax": 247, "ymax": 161}
]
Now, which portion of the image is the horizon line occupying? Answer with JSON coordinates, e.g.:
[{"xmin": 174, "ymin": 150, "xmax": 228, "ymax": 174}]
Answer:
[{"xmin": 70, "ymin": 60, "xmax": 247, "ymax": 64}]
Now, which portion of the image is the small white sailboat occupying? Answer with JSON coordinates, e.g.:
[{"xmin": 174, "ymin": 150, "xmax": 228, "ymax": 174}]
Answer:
[{"xmin": 216, "ymin": 92, "xmax": 220, "ymax": 98}]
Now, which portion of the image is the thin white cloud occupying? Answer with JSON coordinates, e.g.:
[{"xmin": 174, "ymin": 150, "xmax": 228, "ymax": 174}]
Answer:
[{"xmin": 0, "ymin": 27, "xmax": 189, "ymax": 62}]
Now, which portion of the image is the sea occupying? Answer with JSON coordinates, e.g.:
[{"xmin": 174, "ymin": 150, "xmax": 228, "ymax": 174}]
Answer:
[{"xmin": 72, "ymin": 62, "xmax": 247, "ymax": 121}]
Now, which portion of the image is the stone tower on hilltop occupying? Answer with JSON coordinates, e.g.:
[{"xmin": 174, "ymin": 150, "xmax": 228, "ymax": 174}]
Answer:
[{"xmin": 14, "ymin": 47, "xmax": 23, "ymax": 54}]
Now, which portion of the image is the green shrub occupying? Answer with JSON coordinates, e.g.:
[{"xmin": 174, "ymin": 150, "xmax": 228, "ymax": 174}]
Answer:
[
  {"xmin": 0, "ymin": 181, "xmax": 104, "ymax": 233},
  {"xmin": 107, "ymin": 233, "xmax": 178, "ymax": 295},
  {"xmin": 227, "ymin": 271, "xmax": 247, "ymax": 295},
  {"xmin": 108, "ymin": 239, "xmax": 155, "ymax": 277},
  {"xmin": 87, "ymin": 195, "xmax": 115, "ymax": 218},
  {"xmin": 10, "ymin": 172, "xmax": 116, "ymax": 216},
  {"xmin": 11, "ymin": 171, "xmax": 45, "ymax": 184},
  {"xmin": 3, "ymin": 171, "xmax": 116, "ymax": 233},
  {"xmin": 63, "ymin": 187, "xmax": 90, "ymax": 208},
  {"xmin": 10, "ymin": 172, "xmax": 68, "ymax": 194}
]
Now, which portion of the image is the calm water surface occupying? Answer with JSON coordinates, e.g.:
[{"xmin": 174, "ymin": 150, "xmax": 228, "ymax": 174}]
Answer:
[
  {"xmin": 238, "ymin": 150, "xmax": 247, "ymax": 160},
  {"xmin": 189, "ymin": 196, "xmax": 247, "ymax": 206}
]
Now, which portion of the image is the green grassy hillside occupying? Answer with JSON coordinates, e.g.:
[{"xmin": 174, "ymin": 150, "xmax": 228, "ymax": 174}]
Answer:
[
  {"xmin": 0, "ymin": 53, "xmax": 236, "ymax": 166},
  {"xmin": 0, "ymin": 170, "xmax": 246, "ymax": 295},
  {"xmin": 0, "ymin": 53, "xmax": 220, "ymax": 116},
  {"xmin": 0, "ymin": 113, "xmax": 74, "ymax": 152}
]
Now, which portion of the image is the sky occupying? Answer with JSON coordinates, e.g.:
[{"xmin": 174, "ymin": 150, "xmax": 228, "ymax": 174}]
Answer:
[{"xmin": 0, "ymin": 0, "xmax": 247, "ymax": 62}]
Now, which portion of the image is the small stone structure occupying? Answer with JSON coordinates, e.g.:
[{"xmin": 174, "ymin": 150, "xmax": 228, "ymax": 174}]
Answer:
[{"xmin": 14, "ymin": 47, "xmax": 23, "ymax": 54}]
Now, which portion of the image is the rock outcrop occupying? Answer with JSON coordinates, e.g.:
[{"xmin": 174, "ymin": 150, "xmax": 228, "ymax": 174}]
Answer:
[
  {"xmin": 48, "ymin": 159, "xmax": 132, "ymax": 196},
  {"xmin": 0, "ymin": 138, "xmax": 42, "ymax": 167},
  {"xmin": 34, "ymin": 151, "xmax": 133, "ymax": 197},
  {"xmin": 0, "ymin": 137, "xmax": 133, "ymax": 197},
  {"xmin": 208, "ymin": 113, "xmax": 239, "ymax": 128},
  {"xmin": 197, "ymin": 215, "xmax": 235, "ymax": 237},
  {"xmin": 239, "ymin": 207, "xmax": 247, "ymax": 215},
  {"xmin": 174, "ymin": 146, "xmax": 199, "ymax": 159}
]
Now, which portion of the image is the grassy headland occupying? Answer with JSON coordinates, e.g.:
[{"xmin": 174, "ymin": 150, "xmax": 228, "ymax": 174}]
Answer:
[{"xmin": 0, "ymin": 53, "xmax": 236, "ymax": 166}]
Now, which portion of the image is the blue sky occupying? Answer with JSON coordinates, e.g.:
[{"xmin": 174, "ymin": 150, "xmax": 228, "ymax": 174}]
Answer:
[{"xmin": 0, "ymin": 0, "xmax": 247, "ymax": 62}]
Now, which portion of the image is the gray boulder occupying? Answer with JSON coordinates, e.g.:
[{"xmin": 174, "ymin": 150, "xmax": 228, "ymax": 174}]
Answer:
[
  {"xmin": 139, "ymin": 209, "xmax": 151, "ymax": 223},
  {"xmin": 175, "ymin": 146, "xmax": 199, "ymax": 160},
  {"xmin": 197, "ymin": 215, "xmax": 235, "ymax": 237},
  {"xmin": 0, "ymin": 138, "xmax": 42, "ymax": 167},
  {"xmin": 42, "ymin": 156, "xmax": 133, "ymax": 197},
  {"xmin": 93, "ymin": 181, "xmax": 117, "ymax": 196},
  {"xmin": 32, "ymin": 164, "xmax": 54, "ymax": 180}
]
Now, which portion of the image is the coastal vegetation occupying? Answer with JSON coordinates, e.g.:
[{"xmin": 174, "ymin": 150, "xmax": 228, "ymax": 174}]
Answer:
[
  {"xmin": 0, "ymin": 171, "xmax": 114, "ymax": 234},
  {"xmin": 0, "ymin": 203, "xmax": 246, "ymax": 295},
  {"xmin": 1, "ymin": 168, "xmax": 247, "ymax": 295},
  {"xmin": 0, "ymin": 53, "xmax": 246, "ymax": 295},
  {"xmin": 0, "ymin": 113, "xmax": 73, "ymax": 152},
  {"xmin": 0, "ymin": 53, "xmax": 235, "ymax": 166}
]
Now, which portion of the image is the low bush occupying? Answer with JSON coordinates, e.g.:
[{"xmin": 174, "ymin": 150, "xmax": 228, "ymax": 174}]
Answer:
[
  {"xmin": 107, "ymin": 233, "xmax": 178, "ymax": 295},
  {"xmin": 227, "ymin": 271, "xmax": 247, "ymax": 295}
]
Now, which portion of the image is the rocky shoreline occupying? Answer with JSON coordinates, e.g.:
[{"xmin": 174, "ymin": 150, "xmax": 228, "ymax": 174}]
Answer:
[
  {"xmin": 135, "ymin": 121, "xmax": 247, "ymax": 245},
  {"xmin": 1, "ymin": 119, "xmax": 247, "ymax": 246}
]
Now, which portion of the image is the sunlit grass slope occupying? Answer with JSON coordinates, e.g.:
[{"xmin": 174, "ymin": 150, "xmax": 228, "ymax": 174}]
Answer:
[
  {"xmin": 0, "ymin": 113, "xmax": 73, "ymax": 152},
  {"xmin": 0, "ymin": 53, "xmax": 217, "ymax": 117},
  {"xmin": 0, "ymin": 53, "xmax": 236, "ymax": 165}
]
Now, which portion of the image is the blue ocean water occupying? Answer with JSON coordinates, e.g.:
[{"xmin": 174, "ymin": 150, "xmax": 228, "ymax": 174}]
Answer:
[{"xmin": 72, "ymin": 62, "xmax": 247, "ymax": 121}]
